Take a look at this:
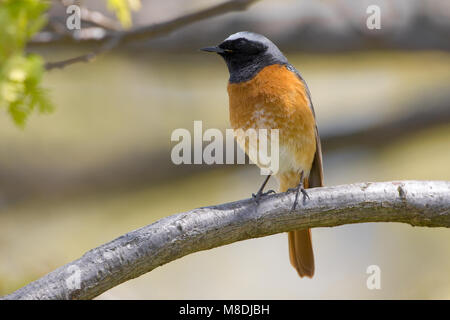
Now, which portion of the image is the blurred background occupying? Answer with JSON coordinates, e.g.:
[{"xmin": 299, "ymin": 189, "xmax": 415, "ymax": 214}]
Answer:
[{"xmin": 0, "ymin": 0, "xmax": 449, "ymax": 299}]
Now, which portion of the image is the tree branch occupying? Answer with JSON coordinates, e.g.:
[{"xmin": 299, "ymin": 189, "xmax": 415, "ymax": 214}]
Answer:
[
  {"xmin": 44, "ymin": 34, "xmax": 123, "ymax": 70},
  {"xmin": 80, "ymin": 7, "xmax": 122, "ymax": 31},
  {"xmin": 43, "ymin": 0, "xmax": 261, "ymax": 70},
  {"xmin": 2, "ymin": 180, "xmax": 449, "ymax": 300}
]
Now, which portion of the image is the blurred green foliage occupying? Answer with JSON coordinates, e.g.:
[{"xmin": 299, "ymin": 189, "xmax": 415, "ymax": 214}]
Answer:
[{"xmin": 0, "ymin": 0, "xmax": 52, "ymax": 127}]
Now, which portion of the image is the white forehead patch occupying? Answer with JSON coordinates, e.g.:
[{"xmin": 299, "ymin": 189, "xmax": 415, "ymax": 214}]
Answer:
[{"xmin": 224, "ymin": 31, "xmax": 266, "ymax": 43}]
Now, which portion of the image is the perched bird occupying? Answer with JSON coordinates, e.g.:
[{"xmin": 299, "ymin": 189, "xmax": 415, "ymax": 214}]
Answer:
[{"xmin": 201, "ymin": 31, "xmax": 323, "ymax": 278}]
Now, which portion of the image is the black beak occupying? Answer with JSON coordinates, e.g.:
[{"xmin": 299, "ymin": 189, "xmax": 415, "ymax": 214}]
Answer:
[{"xmin": 200, "ymin": 46, "xmax": 225, "ymax": 53}]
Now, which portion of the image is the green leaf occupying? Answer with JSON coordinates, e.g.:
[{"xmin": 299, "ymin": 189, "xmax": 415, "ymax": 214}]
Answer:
[{"xmin": 0, "ymin": 0, "xmax": 52, "ymax": 127}]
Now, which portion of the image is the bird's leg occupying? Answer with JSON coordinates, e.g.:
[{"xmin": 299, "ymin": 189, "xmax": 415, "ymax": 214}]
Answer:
[
  {"xmin": 288, "ymin": 171, "xmax": 310, "ymax": 211},
  {"xmin": 252, "ymin": 174, "xmax": 275, "ymax": 204}
]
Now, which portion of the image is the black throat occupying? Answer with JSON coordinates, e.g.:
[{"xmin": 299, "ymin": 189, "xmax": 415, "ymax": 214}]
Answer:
[{"xmin": 223, "ymin": 53, "xmax": 286, "ymax": 83}]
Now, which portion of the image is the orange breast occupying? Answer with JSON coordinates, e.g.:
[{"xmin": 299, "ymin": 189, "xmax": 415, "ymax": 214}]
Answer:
[{"xmin": 227, "ymin": 64, "xmax": 316, "ymax": 175}]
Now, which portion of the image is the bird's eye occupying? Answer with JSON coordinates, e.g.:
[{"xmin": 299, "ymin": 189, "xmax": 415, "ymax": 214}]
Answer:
[{"xmin": 236, "ymin": 39, "xmax": 247, "ymax": 46}]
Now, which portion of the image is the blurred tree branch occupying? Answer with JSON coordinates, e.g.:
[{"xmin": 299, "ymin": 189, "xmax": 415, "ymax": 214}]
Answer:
[
  {"xmin": 43, "ymin": 0, "xmax": 261, "ymax": 70},
  {"xmin": 79, "ymin": 6, "xmax": 123, "ymax": 31},
  {"xmin": 1, "ymin": 93, "xmax": 449, "ymax": 205},
  {"xmin": 321, "ymin": 99, "xmax": 450, "ymax": 151},
  {"xmin": 2, "ymin": 180, "xmax": 449, "ymax": 300}
]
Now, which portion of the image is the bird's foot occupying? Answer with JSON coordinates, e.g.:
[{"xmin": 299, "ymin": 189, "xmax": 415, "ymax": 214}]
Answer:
[
  {"xmin": 252, "ymin": 174, "xmax": 274, "ymax": 205},
  {"xmin": 252, "ymin": 189, "xmax": 276, "ymax": 204},
  {"xmin": 288, "ymin": 171, "xmax": 309, "ymax": 212}
]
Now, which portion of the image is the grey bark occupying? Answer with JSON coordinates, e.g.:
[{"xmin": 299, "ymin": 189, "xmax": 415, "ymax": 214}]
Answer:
[{"xmin": 2, "ymin": 180, "xmax": 449, "ymax": 300}]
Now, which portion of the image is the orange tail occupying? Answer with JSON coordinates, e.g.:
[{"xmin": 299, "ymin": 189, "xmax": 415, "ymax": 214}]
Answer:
[
  {"xmin": 279, "ymin": 172, "xmax": 315, "ymax": 278},
  {"xmin": 288, "ymin": 229, "xmax": 314, "ymax": 278}
]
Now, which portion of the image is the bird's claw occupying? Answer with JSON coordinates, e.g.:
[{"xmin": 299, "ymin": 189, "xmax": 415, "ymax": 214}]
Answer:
[
  {"xmin": 252, "ymin": 189, "xmax": 276, "ymax": 204},
  {"xmin": 301, "ymin": 188, "xmax": 310, "ymax": 200},
  {"xmin": 291, "ymin": 187, "xmax": 309, "ymax": 211},
  {"xmin": 290, "ymin": 172, "xmax": 309, "ymax": 212}
]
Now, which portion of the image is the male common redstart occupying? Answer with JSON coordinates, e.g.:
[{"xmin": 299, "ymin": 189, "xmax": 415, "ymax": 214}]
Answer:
[{"xmin": 202, "ymin": 32, "xmax": 323, "ymax": 278}]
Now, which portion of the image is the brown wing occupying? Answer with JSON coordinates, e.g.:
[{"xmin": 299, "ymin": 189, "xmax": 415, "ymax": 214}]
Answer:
[{"xmin": 309, "ymin": 126, "xmax": 324, "ymax": 187}]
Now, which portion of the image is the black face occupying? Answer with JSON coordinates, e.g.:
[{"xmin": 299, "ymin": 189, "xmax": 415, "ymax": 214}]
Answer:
[
  {"xmin": 217, "ymin": 37, "xmax": 267, "ymax": 58},
  {"xmin": 201, "ymin": 33, "xmax": 288, "ymax": 83}
]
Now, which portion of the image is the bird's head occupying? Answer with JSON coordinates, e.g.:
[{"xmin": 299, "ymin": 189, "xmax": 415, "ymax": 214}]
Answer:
[{"xmin": 201, "ymin": 31, "xmax": 287, "ymax": 83}]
